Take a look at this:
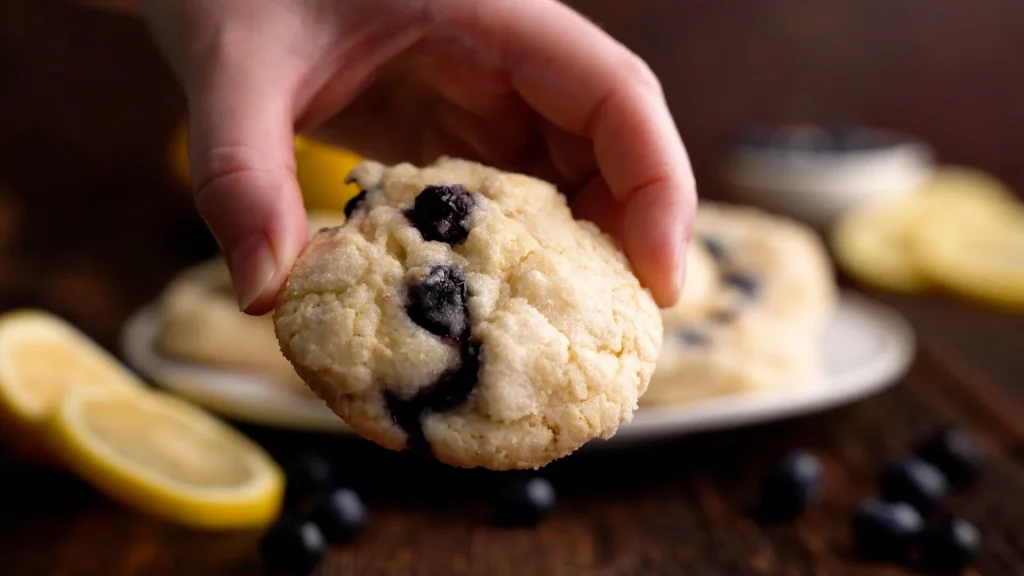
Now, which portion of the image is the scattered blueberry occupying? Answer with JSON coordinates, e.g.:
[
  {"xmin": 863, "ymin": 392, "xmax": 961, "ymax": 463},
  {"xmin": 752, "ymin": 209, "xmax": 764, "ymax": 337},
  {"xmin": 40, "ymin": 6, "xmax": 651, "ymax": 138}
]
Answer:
[
  {"xmin": 496, "ymin": 475, "xmax": 557, "ymax": 526},
  {"xmin": 260, "ymin": 518, "xmax": 326, "ymax": 576},
  {"xmin": 880, "ymin": 458, "xmax": 949, "ymax": 515},
  {"xmin": 852, "ymin": 499, "xmax": 924, "ymax": 561},
  {"xmin": 759, "ymin": 450, "xmax": 824, "ymax": 520},
  {"xmin": 344, "ymin": 189, "xmax": 368, "ymax": 218},
  {"xmin": 406, "ymin": 265, "xmax": 469, "ymax": 339},
  {"xmin": 312, "ymin": 487, "xmax": 368, "ymax": 544},
  {"xmin": 675, "ymin": 328, "xmax": 710, "ymax": 347},
  {"xmin": 919, "ymin": 516, "xmax": 982, "ymax": 574},
  {"xmin": 408, "ymin": 184, "xmax": 475, "ymax": 244},
  {"xmin": 284, "ymin": 451, "xmax": 335, "ymax": 508},
  {"xmin": 722, "ymin": 272, "xmax": 761, "ymax": 299},
  {"xmin": 916, "ymin": 426, "xmax": 983, "ymax": 488}
]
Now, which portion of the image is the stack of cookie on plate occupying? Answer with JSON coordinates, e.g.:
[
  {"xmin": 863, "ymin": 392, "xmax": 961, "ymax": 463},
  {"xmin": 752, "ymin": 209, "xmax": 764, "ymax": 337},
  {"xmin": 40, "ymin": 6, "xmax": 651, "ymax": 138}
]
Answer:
[
  {"xmin": 154, "ymin": 212, "xmax": 348, "ymax": 396},
  {"xmin": 642, "ymin": 203, "xmax": 837, "ymax": 406}
]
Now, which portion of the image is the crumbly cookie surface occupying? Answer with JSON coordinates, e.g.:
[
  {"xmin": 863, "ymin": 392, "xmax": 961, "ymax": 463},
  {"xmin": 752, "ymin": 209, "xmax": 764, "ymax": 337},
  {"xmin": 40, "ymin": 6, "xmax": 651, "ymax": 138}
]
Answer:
[
  {"xmin": 274, "ymin": 158, "xmax": 662, "ymax": 470},
  {"xmin": 642, "ymin": 203, "xmax": 835, "ymax": 406}
]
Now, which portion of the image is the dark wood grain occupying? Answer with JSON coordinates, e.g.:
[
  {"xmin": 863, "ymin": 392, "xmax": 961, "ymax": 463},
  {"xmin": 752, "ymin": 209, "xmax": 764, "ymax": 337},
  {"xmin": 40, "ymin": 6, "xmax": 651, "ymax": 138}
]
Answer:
[
  {"xmin": 3, "ymin": 0, "xmax": 1024, "ymax": 575},
  {"xmin": 2, "ymin": 319, "xmax": 1024, "ymax": 576}
]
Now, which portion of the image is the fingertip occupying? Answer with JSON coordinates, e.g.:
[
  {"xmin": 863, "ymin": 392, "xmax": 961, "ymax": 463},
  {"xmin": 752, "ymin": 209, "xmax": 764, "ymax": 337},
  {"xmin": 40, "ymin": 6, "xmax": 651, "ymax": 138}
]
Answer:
[{"xmin": 623, "ymin": 180, "xmax": 694, "ymax": 308}]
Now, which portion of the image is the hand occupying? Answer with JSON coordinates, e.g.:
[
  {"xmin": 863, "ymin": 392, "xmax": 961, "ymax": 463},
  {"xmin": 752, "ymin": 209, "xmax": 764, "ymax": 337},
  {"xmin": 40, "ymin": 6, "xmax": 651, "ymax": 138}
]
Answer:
[{"xmin": 140, "ymin": 0, "xmax": 697, "ymax": 313}]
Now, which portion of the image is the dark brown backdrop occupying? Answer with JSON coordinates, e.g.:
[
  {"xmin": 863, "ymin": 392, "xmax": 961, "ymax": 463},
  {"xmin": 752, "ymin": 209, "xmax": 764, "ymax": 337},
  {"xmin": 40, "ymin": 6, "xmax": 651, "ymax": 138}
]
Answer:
[{"xmin": 2, "ymin": 0, "xmax": 1023, "ymax": 345}]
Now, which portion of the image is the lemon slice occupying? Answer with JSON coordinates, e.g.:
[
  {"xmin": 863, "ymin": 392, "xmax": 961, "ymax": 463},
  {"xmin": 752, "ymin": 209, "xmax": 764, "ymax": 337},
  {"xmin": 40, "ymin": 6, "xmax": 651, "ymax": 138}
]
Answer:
[
  {"xmin": 912, "ymin": 214, "xmax": 1024, "ymax": 311},
  {"xmin": 830, "ymin": 165, "xmax": 1024, "ymax": 294},
  {"xmin": 294, "ymin": 136, "xmax": 364, "ymax": 212},
  {"xmin": 830, "ymin": 196, "xmax": 930, "ymax": 293},
  {"xmin": 0, "ymin": 309, "xmax": 143, "ymax": 426},
  {"xmin": 48, "ymin": 387, "xmax": 284, "ymax": 529}
]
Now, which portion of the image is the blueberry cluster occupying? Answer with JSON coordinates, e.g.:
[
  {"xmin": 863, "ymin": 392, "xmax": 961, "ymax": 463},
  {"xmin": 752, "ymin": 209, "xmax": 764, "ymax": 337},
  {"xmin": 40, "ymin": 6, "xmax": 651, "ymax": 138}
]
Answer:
[
  {"xmin": 260, "ymin": 452, "xmax": 368, "ymax": 576},
  {"xmin": 853, "ymin": 426, "xmax": 984, "ymax": 573},
  {"xmin": 757, "ymin": 426, "xmax": 984, "ymax": 574},
  {"xmin": 385, "ymin": 184, "xmax": 483, "ymax": 456}
]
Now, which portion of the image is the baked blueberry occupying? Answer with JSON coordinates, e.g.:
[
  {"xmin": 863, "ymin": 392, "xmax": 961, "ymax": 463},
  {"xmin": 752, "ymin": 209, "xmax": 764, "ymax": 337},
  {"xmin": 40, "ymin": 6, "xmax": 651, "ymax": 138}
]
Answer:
[
  {"xmin": 880, "ymin": 458, "xmax": 949, "ymax": 515},
  {"xmin": 759, "ymin": 450, "xmax": 824, "ymax": 520},
  {"xmin": 385, "ymin": 341, "xmax": 482, "ymax": 454},
  {"xmin": 675, "ymin": 328, "xmax": 710, "ymax": 347},
  {"xmin": 852, "ymin": 499, "xmax": 924, "ymax": 561},
  {"xmin": 343, "ymin": 189, "xmax": 368, "ymax": 218},
  {"xmin": 497, "ymin": 475, "xmax": 557, "ymax": 526},
  {"xmin": 260, "ymin": 518, "xmax": 326, "ymax": 576},
  {"xmin": 919, "ymin": 516, "xmax": 982, "ymax": 573},
  {"xmin": 313, "ymin": 487, "xmax": 368, "ymax": 544},
  {"xmin": 408, "ymin": 183, "xmax": 475, "ymax": 244},
  {"xmin": 284, "ymin": 451, "xmax": 335, "ymax": 508},
  {"xmin": 406, "ymin": 266, "xmax": 469, "ymax": 339},
  {"xmin": 723, "ymin": 272, "xmax": 761, "ymax": 299},
  {"xmin": 916, "ymin": 426, "xmax": 983, "ymax": 488}
]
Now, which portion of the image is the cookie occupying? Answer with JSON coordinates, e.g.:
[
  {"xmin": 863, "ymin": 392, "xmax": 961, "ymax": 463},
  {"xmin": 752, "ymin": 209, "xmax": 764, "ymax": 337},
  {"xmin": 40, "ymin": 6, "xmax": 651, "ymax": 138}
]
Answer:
[
  {"xmin": 156, "ymin": 212, "xmax": 346, "ymax": 391},
  {"xmin": 641, "ymin": 203, "xmax": 835, "ymax": 406},
  {"xmin": 274, "ymin": 157, "xmax": 662, "ymax": 470}
]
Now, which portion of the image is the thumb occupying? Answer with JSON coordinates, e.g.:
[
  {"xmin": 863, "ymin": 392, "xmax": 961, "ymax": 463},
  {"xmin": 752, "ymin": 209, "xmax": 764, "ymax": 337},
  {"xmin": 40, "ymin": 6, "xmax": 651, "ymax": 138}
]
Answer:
[{"xmin": 186, "ymin": 61, "xmax": 309, "ymax": 315}]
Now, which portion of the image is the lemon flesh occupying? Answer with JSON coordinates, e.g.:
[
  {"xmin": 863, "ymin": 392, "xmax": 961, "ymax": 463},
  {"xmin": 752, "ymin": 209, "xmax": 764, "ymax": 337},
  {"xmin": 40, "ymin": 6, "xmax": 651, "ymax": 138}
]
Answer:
[
  {"xmin": 49, "ymin": 388, "xmax": 284, "ymax": 530},
  {"xmin": 0, "ymin": 309, "xmax": 142, "ymax": 424}
]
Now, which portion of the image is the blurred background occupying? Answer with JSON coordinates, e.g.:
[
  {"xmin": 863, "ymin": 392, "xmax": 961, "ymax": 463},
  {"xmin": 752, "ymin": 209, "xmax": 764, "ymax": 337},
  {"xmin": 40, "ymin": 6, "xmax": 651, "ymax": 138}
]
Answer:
[
  {"xmin": 2, "ymin": 2, "xmax": 1024, "ymax": 573},
  {"xmin": 2, "ymin": 0, "xmax": 1023, "ymax": 351}
]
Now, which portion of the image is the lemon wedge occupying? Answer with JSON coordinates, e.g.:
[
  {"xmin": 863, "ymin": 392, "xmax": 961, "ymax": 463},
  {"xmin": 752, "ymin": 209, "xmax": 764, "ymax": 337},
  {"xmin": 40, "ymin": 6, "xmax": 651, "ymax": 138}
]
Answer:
[
  {"xmin": 294, "ymin": 136, "xmax": 364, "ymax": 212},
  {"xmin": 167, "ymin": 119, "xmax": 363, "ymax": 211},
  {"xmin": 0, "ymin": 309, "xmax": 143, "ymax": 426},
  {"xmin": 830, "ymin": 165, "xmax": 1024, "ymax": 295},
  {"xmin": 48, "ymin": 387, "xmax": 284, "ymax": 530},
  {"xmin": 830, "ymin": 196, "xmax": 930, "ymax": 293},
  {"xmin": 912, "ymin": 214, "xmax": 1024, "ymax": 311}
]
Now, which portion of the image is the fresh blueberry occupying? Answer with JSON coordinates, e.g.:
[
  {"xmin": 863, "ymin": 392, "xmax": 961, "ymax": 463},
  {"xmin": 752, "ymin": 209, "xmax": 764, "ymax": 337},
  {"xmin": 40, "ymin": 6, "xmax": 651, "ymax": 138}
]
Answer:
[
  {"xmin": 260, "ymin": 518, "xmax": 326, "ymax": 576},
  {"xmin": 312, "ymin": 487, "xmax": 368, "ymax": 544},
  {"xmin": 916, "ymin": 426, "xmax": 983, "ymax": 488},
  {"xmin": 880, "ymin": 458, "xmax": 949, "ymax": 515},
  {"xmin": 852, "ymin": 499, "xmax": 924, "ymax": 561},
  {"xmin": 284, "ymin": 451, "xmax": 335, "ymax": 508},
  {"xmin": 343, "ymin": 189, "xmax": 368, "ymax": 218},
  {"xmin": 722, "ymin": 272, "xmax": 761, "ymax": 299},
  {"xmin": 496, "ymin": 475, "xmax": 557, "ymax": 526},
  {"xmin": 919, "ymin": 516, "xmax": 982, "ymax": 573},
  {"xmin": 759, "ymin": 450, "xmax": 824, "ymax": 520},
  {"xmin": 408, "ymin": 184, "xmax": 475, "ymax": 244},
  {"xmin": 406, "ymin": 265, "xmax": 468, "ymax": 339},
  {"xmin": 675, "ymin": 328, "xmax": 710, "ymax": 347},
  {"xmin": 698, "ymin": 235, "xmax": 728, "ymax": 261}
]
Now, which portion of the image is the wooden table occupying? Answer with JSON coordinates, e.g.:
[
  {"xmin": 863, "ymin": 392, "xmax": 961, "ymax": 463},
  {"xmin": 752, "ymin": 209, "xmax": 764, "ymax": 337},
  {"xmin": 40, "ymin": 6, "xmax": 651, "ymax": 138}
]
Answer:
[{"xmin": 2, "ymin": 220, "xmax": 1024, "ymax": 576}]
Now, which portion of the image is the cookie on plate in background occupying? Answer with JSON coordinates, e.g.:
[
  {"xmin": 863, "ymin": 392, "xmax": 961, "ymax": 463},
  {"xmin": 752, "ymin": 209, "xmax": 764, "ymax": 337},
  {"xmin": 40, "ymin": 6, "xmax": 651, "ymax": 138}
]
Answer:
[
  {"xmin": 642, "ymin": 203, "xmax": 836, "ymax": 406},
  {"xmin": 274, "ymin": 157, "xmax": 663, "ymax": 470}
]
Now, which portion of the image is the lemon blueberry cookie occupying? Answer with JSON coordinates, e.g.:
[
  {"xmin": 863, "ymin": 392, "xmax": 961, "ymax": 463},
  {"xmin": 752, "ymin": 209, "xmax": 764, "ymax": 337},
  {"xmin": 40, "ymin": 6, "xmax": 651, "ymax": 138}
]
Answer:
[
  {"xmin": 274, "ymin": 158, "xmax": 662, "ymax": 470},
  {"xmin": 642, "ymin": 203, "xmax": 836, "ymax": 406}
]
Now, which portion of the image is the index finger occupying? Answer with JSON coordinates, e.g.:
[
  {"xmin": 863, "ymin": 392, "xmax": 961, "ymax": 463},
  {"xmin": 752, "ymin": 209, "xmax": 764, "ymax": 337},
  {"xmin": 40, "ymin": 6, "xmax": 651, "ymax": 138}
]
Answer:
[{"xmin": 456, "ymin": 0, "xmax": 697, "ymax": 307}]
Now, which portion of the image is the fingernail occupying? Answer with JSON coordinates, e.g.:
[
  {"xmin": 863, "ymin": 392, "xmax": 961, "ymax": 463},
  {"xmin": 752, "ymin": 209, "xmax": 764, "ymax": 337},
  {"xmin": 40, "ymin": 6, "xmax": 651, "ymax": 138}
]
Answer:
[{"xmin": 227, "ymin": 233, "xmax": 277, "ymax": 311}]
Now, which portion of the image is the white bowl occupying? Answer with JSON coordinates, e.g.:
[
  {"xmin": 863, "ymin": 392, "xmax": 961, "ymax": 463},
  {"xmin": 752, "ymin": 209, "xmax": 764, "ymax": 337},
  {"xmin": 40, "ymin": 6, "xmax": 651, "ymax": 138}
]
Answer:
[{"xmin": 721, "ymin": 125, "xmax": 935, "ymax": 229}]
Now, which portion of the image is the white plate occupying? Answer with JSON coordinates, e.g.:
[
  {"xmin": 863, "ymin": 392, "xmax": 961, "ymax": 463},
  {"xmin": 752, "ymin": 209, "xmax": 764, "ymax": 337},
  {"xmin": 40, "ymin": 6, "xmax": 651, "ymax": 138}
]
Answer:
[{"xmin": 120, "ymin": 291, "xmax": 915, "ymax": 444}]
